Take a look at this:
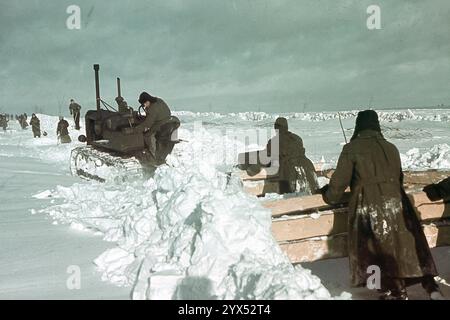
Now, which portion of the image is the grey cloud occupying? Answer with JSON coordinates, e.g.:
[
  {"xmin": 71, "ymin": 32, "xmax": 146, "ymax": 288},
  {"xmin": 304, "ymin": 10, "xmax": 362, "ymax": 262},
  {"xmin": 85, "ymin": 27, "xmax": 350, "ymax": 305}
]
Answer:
[{"xmin": 0, "ymin": 0, "xmax": 449, "ymax": 115}]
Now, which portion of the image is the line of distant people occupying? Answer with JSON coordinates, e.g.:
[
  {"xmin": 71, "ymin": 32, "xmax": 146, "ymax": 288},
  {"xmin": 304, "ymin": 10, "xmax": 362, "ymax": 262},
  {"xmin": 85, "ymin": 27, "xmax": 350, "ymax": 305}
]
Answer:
[{"xmin": 0, "ymin": 98, "xmax": 81, "ymax": 144}]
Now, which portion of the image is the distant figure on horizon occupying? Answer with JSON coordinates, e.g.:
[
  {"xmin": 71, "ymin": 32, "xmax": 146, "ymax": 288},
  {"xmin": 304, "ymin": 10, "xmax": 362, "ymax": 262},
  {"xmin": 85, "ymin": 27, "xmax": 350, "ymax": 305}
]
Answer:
[
  {"xmin": 0, "ymin": 114, "xmax": 8, "ymax": 131},
  {"xmin": 18, "ymin": 113, "xmax": 28, "ymax": 129},
  {"xmin": 69, "ymin": 99, "xmax": 82, "ymax": 130}
]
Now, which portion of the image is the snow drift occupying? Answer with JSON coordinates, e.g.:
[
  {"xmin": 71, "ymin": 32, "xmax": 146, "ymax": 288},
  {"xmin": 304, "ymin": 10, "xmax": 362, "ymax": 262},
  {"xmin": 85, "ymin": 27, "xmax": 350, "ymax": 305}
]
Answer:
[{"xmin": 401, "ymin": 144, "xmax": 450, "ymax": 170}]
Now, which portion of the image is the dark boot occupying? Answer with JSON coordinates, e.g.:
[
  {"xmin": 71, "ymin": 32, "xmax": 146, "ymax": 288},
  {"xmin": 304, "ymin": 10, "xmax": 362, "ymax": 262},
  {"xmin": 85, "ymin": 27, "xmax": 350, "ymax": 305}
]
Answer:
[
  {"xmin": 422, "ymin": 276, "xmax": 445, "ymax": 300},
  {"xmin": 379, "ymin": 290, "xmax": 409, "ymax": 300},
  {"xmin": 380, "ymin": 277, "xmax": 408, "ymax": 300}
]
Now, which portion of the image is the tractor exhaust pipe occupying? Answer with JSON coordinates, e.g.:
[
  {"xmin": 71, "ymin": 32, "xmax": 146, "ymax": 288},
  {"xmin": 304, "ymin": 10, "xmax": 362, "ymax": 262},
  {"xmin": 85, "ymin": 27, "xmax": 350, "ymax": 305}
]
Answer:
[
  {"xmin": 93, "ymin": 64, "xmax": 101, "ymax": 119},
  {"xmin": 117, "ymin": 77, "xmax": 121, "ymax": 98}
]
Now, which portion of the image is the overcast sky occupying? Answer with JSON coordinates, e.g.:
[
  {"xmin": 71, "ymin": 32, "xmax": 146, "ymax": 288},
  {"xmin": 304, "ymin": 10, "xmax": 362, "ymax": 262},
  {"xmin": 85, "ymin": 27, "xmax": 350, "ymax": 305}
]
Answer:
[{"xmin": 1, "ymin": 0, "xmax": 450, "ymax": 114}]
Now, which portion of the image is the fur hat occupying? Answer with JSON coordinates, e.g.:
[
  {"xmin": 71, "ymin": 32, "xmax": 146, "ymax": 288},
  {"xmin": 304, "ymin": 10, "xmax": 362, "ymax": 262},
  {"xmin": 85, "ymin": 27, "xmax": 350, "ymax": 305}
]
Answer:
[
  {"xmin": 274, "ymin": 117, "xmax": 288, "ymax": 131},
  {"xmin": 350, "ymin": 110, "xmax": 382, "ymax": 141},
  {"xmin": 138, "ymin": 92, "xmax": 157, "ymax": 104}
]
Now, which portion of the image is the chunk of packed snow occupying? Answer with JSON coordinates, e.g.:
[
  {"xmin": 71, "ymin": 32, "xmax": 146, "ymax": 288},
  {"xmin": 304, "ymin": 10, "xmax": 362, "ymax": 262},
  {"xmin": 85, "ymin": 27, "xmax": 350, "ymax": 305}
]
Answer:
[
  {"xmin": 401, "ymin": 144, "xmax": 450, "ymax": 170},
  {"xmin": 32, "ymin": 190, "xmax": 53, "ymax": 199}
]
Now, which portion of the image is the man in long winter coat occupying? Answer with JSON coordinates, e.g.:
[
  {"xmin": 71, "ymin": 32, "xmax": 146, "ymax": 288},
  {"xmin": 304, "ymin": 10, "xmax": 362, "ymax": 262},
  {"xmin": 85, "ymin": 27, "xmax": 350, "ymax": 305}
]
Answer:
[
  {"xmin": 0, "ymin": 114, "xmax": 8, "ymax": 131},
  {"xmin": 321, "ymin": 110, "xmax": 442, "ymax": 300},
  {"xmin": 57, "ymin": 116, "xmax": 71, "ymax": 144},
  {"xmin": 69, "ymin": 99, "xmax": 82, "ymax": 130},
  {"xmin": 266, "ymin": 117, "xmax": 318, "ymax": 194},
  {"xmin": 30, "ymin": 113, "xmax": 41, "ymax": 138},
  {"xmin": 239, "ymin": 117, "xmax": 318, "ymax": 195},
  {"xmin": 19, "ymin": 114, "xmax": 28, "ymax": 129}
]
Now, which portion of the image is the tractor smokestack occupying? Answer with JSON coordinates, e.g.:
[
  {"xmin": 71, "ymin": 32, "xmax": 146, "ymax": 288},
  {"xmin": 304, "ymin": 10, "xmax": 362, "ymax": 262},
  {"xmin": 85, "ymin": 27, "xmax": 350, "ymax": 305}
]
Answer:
[
  {"xmin": 94, "ymin": 64, "xmax": 101, "ymax": 118},
  {"xmin": 117, "ymin": 77, "xmax": 121, "ymax": 98}
]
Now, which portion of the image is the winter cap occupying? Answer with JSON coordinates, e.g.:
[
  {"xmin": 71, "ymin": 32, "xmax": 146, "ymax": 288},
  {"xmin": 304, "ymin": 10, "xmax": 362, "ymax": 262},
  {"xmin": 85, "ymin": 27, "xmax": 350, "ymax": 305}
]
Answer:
[
  {"xmin": 138, "ymin": 92, "xmax": 157, "ymax": 104},
  {"xmin": 274, "ymin": 117, "xmax": 288, "ymax": 131},
  {"xmin": 351, "ymin": 110, "xmax": 382, "ymax": 141}
]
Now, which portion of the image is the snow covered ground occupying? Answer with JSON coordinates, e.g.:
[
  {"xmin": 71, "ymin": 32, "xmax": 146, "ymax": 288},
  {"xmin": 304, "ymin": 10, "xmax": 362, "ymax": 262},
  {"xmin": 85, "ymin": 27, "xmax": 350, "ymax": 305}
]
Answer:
[
  {"xmin": 0, "ymin": 117, "xmax": 129, "ymax": 299},
  {"xmin": 0, "ymin": 109, "xmax": 449, "ymax": 299}
]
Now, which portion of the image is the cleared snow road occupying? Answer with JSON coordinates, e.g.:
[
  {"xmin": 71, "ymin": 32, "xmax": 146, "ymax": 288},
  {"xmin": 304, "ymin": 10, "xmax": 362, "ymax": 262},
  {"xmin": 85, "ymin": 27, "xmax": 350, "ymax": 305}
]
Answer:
[{"xmin": 0, "ymin": 151, "xmax": 129, "ymax": 299}]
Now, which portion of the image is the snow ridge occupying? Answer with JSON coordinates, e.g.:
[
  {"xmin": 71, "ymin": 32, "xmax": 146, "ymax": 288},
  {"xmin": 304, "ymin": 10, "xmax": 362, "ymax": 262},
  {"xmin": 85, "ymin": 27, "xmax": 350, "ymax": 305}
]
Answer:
[{"xmin": 175, "ymin": 109, "xmax": 450, "ymax": 123}]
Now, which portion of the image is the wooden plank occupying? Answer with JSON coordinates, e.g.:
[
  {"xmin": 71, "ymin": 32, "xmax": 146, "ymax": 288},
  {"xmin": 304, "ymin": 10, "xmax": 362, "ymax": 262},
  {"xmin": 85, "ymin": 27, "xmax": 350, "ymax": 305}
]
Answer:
[
  {"xmin": 312, "ymin": 170, "xmax": 450, "ymax": 186},
  {"xmin": 408, "ymin": 192, "xmax": 450, "ymax": 221},
  {"xmin": 270, "ymin": 192, "xmax": 447, "ymax": 243},
  {"xmin": 403, "ymin": 170, "xmax": 450, "ymax": 187},
  {"xmin": 264, "ymin": 193, "xmax": 350, "ymax": 218},
  {"xmin": 264, "ymin": 194, "xmax": 329, "ymax": 217},
  {"xmin": 241, "ymin": 169, "xmax": 450, "ymax": 184},
  {"xmin": 280, "ymin": 223, "xmax": 450, "ymax": 263},
  {"xmin": 279, "ymin": 234, "xmax": 347, "ymax": 263},
  {"xmin": 272, "ymin": 210, "xmax": 347, "ymax": 242},
  {"xmin": 414, "ymin": 202, "xmax": 450, "ymax": 221},
  {"xmin": 271, "ymin": 202, "xmax": 448, "ymax": 242},
  {"xmin": 423, "ymin": 223, "xmax": 450, "ymax": 248},
  {"xmin": 241, "ymin": 169, "xmax": 450, "ymax": 197},
  {"xmin": 408, "ymin": 192, "xmax": 440, "ymax": 206},
  {"xmin": 265, "ymin": 190, "xmax": 446, "ymax": 220}
]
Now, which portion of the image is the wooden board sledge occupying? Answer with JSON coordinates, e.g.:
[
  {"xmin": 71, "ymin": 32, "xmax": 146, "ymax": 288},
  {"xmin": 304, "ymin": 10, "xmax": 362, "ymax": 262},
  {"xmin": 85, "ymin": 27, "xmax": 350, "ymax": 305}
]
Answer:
[
  {"xmin": 238, "ymin": 153, "xmax": 450, "ymax": 262},
  {"xmin": 263, "ymin": 191, "xmax": 450, "ymax": 263}
]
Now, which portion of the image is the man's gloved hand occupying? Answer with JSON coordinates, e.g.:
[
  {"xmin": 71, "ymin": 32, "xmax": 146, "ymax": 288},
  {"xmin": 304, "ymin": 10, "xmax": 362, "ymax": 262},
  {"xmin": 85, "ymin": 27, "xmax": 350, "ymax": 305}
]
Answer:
[{"xmin": 423, "ymin": 184, "xmax": 442, "ymax": 201}]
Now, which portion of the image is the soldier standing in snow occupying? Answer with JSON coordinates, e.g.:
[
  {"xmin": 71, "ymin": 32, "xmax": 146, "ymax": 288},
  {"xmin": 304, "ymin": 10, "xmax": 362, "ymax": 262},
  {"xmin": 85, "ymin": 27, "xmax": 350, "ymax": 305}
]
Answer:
[
  {"xmin": 18, "ymin": 114, "xmax": 28, "ymax": 129},
  {"xmin": 424, "ymin": 177, "xmax": 450, "ymax": 201},
  {"xmin": 320, "ymin": 110, "xmax": 442, "ymax": 300},
  {"xmin": 57, "ymin": 116, "xmax": 71, "ymax": 144},
  {"xmin": 239, "ymin": 117, "xmax": 319, "ymax": 195},
  {"xmin": 69, "ymin": 99, "xmax": 82, "ymax": 130},
  {"xmin": 29, "ymin": 113, "xmax": 41, "ymax": 138},
  {"xmin": 0, "ymin": 114, "xmax": 8, "ymax": 131}
]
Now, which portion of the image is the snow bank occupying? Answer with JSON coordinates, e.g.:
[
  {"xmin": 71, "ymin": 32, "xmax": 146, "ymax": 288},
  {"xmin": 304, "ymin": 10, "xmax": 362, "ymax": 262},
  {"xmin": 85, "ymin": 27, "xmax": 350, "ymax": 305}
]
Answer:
[
  {"xmin": 175, "ymin": 109, "xmax": 450, "ymax": 123},
  {"xmin": 35, "ymin": 124, "xmax": 334, "ymax": 300},
  {"xmin": 401, "ymin": 144, "xmax": 450, "ymax": 170}
]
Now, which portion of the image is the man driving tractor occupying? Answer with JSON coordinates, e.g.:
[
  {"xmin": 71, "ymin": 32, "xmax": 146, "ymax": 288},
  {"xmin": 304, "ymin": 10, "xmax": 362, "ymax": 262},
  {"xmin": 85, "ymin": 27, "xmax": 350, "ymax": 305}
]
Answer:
[{"xmin": 136, "ymin": 91, "xmax": 179, "ymax": 165}]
